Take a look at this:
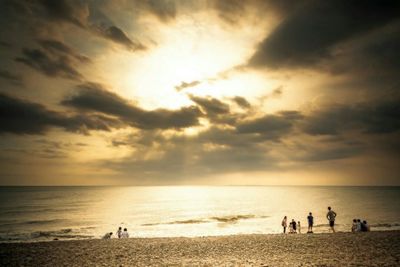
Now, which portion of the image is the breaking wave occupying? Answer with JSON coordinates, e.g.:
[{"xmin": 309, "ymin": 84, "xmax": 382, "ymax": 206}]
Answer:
[{"xmin": 142, "ymin": 214, "xmax": 266, "ymax": 226}]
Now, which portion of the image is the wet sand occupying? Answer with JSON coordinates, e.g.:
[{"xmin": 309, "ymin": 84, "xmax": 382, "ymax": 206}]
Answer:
[{"xmin": 1, "ymin": 231, "xmax": 400, "ymax": 266}]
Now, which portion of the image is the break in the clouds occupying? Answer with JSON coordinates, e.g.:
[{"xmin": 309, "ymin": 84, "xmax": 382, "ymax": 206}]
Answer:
[{"xmin": 0, "ymin": 0, "xmax": 399, "ymax": 185}]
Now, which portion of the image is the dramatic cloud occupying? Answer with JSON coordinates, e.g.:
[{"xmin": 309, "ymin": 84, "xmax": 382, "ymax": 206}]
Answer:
[
  {"xmin": 175, "ymin": 80, "xmax": 201, "ymax": 91},
  {"xmin": 4, "ymin": 0, "xmax": 146, "ymax": 52},
  {"xmin": 0, "ymin": 92, "xmax": 121, "ymax": 135},
  {"xmin": 15, "ymin": 48, "xmax": 83, "ymax": 80},
  {"xmin": 237, "ymin": 111, "xmax": 303, "ymax": 140},
  {"xmin": 38, "ymin": 39, "xmax": 90, "ymax": 63},
  {"xmin": 39, "ymin": 0, "xmax": 146, "ymax": 51},
  {"xmin": 136, "ymin": 0, "xmax": 177, "ymax": 22},
  {"xmin": 248, "ymin": 0, "xmax": 400, "ymax": 68},
  {"xmin": 303, "ymin": 101, "xmax": 400, "ymax": 136},
  {"xmin": 94, "ymin": 26, "xmax": 146, "ymax": 51},
  {"xmin": 0, "ymin": 69, "xmax": 23, "ymax": 86},
  {"xmin": 61, "ymin": 82, "xmax": 202, "ymax": 129},
  {"xmin": 15, "ymin": 39, "xmax": 90, "ymax": 80},
  {"xmin": 103, "ymin": 125, "xmax": 280, "ymax": 180},
  {"xmin": 231, "ymin": 96, "xmax": 251, "ymax": 109}
]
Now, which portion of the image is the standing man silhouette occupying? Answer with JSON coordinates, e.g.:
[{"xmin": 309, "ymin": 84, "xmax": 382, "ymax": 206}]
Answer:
[{"xmin": 326, "ymin": 206, "xmax": 337, "ymax": 233}]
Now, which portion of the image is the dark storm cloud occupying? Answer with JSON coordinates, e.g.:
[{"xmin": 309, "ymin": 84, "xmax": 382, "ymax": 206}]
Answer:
[
  {"xmin": 0, "ymin": 69, "xmax": 23, "ymax": 86},
  {"xmin": 14, "ymin": 38, "xmax": 90, "ymax": 80},
  {"xmin": 38, "ymin": 39, "xmax": 91, "ymax": 63},
  {"xmin": 4, "ymin": 0, "xmax": 145, "ymax": 52},
  {"xmin": 231, "ymin": 96, "xmax": 251, "ymax": 109},
  {"xmin": 237, "ymin": 111, "xmax": 303, "ymax": 140},
  {"xmin": 189, "ymin": 95, "xmax": 230, "ymax": 115},
  {"xmin": 61, "ymin": 82, "xmax": 202, "ymax": 129},
  {"xmin": 94, "ymin": 26, "xmax": 146, "ymax": 52},
  {"xmin": 39, "ymin": 0, "xmax": 88, "ymax": 27},
  {"xmin": 303, "ymin": 101, "xmax": 400, "ymax": 136},
  {"xmin": 189, "ymin": 95, "xmax": 242, "ymax": 125},
  {"xmin": 15, "ymin": 48, "xmax": 83, "ymax": 80},
  {"xmin": 209, "ymin": 0, "xmax": 306, "ymax": 25},
  {"xmin": 297, "ymin": 146, "xmax": 364, "ymax": 162},
  {"xmin": 137, "ymin": 0, "xmax": 177, "ymax": 22},
  {"xmin": 248, "ymin": 0, "xmax": 400, "ymax": 68},
  {"xmin": 331, "ymin": 24, "xmax": 400, "ymax": 77},
  {"xmin": 0, "ymin": 41, "xmax": 12, "ymax": 48},
  {"xmin": 38, "ymin": 0, "xmax": 146, "ymax": 51},
  {"xmin": 0, "ymin": 93, "xmax": 121, "ymax": 135},
  {"xmin": 102, "ymin": 126, "xmax": 280, "ymax": 181},
  {"xmin": 174, "ymin": 80, "xmax": 201, "ymax": 91}
]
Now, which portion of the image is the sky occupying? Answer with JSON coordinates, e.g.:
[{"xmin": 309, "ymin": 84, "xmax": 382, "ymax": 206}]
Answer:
[{"xmin": 0, "ymin": 0, "xmax": 399, "ymax": 185}]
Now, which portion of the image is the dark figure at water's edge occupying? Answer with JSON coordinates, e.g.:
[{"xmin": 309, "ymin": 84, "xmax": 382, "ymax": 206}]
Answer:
[
  {"xmin": 327, "ymin": 206, "xmax": 337, "ymax": 233},
  {"xmin": 307, "ymin": 212, "xmax": 314, "ymax": 233},
  {"xmin": 282, "ymin": 216, "xmax": 287, "ymax": 233}
]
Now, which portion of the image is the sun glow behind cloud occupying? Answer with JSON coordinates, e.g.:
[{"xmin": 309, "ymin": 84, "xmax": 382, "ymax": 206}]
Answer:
[
  {"xmin": 1, "ymin": 0, "xmax": 399, "ymax": 185},
  {"xmin": 100, "ymin": 12, "xmax": 269, "ymax": 110}
]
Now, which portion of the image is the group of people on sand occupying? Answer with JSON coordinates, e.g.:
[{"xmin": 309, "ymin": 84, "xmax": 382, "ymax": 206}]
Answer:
[
  {"xmin": 102, "ymin": 227, "xmax": 130, "ymax": 239},
  {"xmin": 281, "ymin": 216, "xmax": 302, "ymax": 234},
  {"xmin": 281, "ymin": 206, "xmax": 337, "ymax": 234},
  {"xmin": 352, "ymin": 219, "xmax": 370, "ymax": 232}
]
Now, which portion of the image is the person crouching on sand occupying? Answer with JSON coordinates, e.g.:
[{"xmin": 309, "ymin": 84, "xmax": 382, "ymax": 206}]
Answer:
[
  {"xmin": 282, "ymin": 216, "xmax": 287, "ymax": 233},
  {"xmin": 102, "ymin": 232, "xmax": 112, "ymax": 239},
  {"xmin": 117, "ymin": 227, "xmax": 122, "ymax": 238},
  {"xmin": 356, "ymin": 219, "xmax": 362, "ymax": 232},
  {"xmin": 121, "ymin": 228, "xmax": 129, "ymax": 238},
  {"xmin": 307, "ymin": 212, "xmax": 314, "ymax": 233},
  {"xmin": 326, "ymin": 206, "xmax": 337, "ymax": 233}
]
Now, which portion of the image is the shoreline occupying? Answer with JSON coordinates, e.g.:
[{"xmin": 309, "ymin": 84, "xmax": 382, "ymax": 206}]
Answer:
[
  {"xmin": 3, "ymin": 228, "xmax": 399, "ymax": 244},
  {"xmin": 1, "ymin": 231, "xmax": 400, "ymax": 266}
]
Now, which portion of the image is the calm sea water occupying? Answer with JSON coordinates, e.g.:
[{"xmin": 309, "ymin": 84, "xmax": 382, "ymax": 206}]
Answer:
[{"xmin": 0, "ymin": 186, "xmax": 399, "ymax": 242}]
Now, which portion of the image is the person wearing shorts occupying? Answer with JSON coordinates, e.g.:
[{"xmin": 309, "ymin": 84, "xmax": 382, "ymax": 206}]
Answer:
[{"xmin": 326, "ymin": 206, "xmax": 337, "ymax": 233}]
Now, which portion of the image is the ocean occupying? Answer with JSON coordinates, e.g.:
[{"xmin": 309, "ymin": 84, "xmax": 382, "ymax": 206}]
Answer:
[{"xmin": 0, "ymin": 186, "xmax": 399, "ymax": 242}]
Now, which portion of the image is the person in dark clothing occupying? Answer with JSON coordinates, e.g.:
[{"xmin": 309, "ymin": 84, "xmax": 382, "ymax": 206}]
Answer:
[{"xmin": 307, "ymin": 212, "xmax": 314, "ymax": 233}]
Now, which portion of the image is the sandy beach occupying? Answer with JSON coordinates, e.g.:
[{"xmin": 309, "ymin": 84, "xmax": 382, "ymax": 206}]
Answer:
[{"xmin": 1, "ymin": 231, "xmax": 400, "ymax": 266}]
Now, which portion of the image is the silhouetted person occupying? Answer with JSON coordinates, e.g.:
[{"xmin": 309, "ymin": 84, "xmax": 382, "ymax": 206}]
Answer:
[
  {"xmin": 326, "ymin": 206, "xmax": 337, "ymax": 233},
  {"xmin": 298, "ymin": 221, "xmax": 301, "ymax": 233},
  {"xmin": 102, "ymin": 232, "xmax": 112, "ymax": 239},
  {"xmin": 361, "ymin": 220, "xmax": 370, "ymax": 232},
  {"xmin": 307, "ymin": 212, "xmax": 314, "ymax": 233},
  {"xmin": 117, "ymin": 227, "xmax": 122, "ymax": 238},
  {"xmin": 292, "ymin": 219, "xmax": 297, "ymax": 233},
  {"xmin": 351, "ymin": 219, "xmax": 357, "ymax": 232},
  {"xmin": 282, "ymin": 216, "xmax": 287, "ymax": 233},
  {"xmin": 356, "ymin": 219, "xmax": 362, "ymax": 232},
  {"xmin": 121, "ymin": 228, "xmax": 129, "ymax": 238}
]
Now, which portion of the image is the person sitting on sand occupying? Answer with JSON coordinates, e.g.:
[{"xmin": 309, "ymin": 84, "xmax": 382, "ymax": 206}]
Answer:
[
  {"xmin": 361, "ymin": 221, "xmax": 370, "ymax": 232},
  {"xmin": 102, "ymin": 232, "xmax": 113, "ymax": 239},
  {"xmin": 121, "ymin": 228, "xmax": 129, "ymax": 238},
  {"xmin": 326, "ymin": 207, "xmax": 337, "ymax": 233},
  {"xmin": 307, "ymin": 212, "xmax": 314, "ymax": 233},
  {"xmin": 352, "ymin": 219, "xmax": 358, "ymax": 232},
  {"xmin": 117, "ymin": 227, "xmax": 122, "ymax": 238},
  {"xmin": 356, "ymin": 219, "xmax": 362, "ymax": 232},
  {"xmin": 292, "ymin": 219, "xmax": 297, "ymax": 233},
  {"xmin": 282, "ymin": 216, "xmax": 288, "ymax": 234}
]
